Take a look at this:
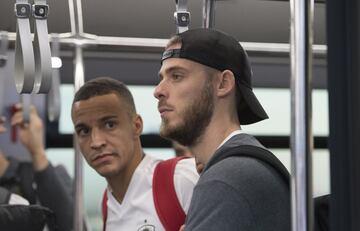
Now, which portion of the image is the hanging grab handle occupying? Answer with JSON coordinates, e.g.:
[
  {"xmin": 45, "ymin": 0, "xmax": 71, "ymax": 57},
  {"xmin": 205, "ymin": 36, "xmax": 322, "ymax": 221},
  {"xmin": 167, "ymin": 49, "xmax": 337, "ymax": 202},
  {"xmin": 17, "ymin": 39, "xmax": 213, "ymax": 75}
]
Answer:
[
  {"xmin": 32, "ymin": 0, "xmax": 52, "ymax": 93},
  {"xmin": 14, "ymin": 0, "xmax": 35, "ymax": 93}
]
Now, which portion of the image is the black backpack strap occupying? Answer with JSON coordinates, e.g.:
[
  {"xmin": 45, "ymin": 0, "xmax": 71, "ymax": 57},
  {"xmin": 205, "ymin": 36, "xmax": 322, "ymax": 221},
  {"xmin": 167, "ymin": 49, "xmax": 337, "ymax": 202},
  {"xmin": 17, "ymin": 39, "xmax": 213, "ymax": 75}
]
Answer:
[
  {"xmin": 314, "ymin": 194, "xmax": 330, "ymax": 231},
  {"xmin": 17, "ymin": 162, "xmax": 36, "ymax": 204},
  {"xmin": 0, "ymin": 158, "xmax": 36, "ymax": 204},
  {"xmin": 206, "ymin": 145, "xmax": 290, "ymax": 185},
  {"xmin": 0, "ymin": 187, "xmax": 11, "ymax": 204},
  {"xmin": 0, "ymin": 204, "xmax": 57, "ymax": 231}
]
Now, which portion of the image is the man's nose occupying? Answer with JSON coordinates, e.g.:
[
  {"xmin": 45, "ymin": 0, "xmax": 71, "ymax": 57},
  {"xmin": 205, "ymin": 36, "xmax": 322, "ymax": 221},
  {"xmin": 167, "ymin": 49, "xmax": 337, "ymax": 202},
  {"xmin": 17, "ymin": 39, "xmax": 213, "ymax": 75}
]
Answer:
[
  {"xmin": 90, "ymin": 128, "xmax": 106, "ymax": 149},
  {"xmin": 153, "ymin": 79, "xmax": 167, "ymax": 100}
]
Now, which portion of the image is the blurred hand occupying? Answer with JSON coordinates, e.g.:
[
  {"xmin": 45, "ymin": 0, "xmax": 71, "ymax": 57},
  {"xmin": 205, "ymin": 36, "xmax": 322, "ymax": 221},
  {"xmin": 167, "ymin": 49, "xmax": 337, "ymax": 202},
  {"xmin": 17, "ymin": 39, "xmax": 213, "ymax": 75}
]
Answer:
[
  {"xmin": 10, "ymin": 104, "xmax": 48, "ymax": 171},
  {"xmin": 0, "ymin": 116, "xmax": 10, "ymax": 176},
  {"xmin": 11, "ymin": 104, "xmax": 44, "ymax": 154},
  {"xmin": 0, "ymin": 151, "xmax": 9, "ymax": 177},
  {"xmin": 179, "ymin": 225, "xmax": 185, "ymax": 231},
  {"xmin": 0, "ymin": 116, "xmax": 6, "ymax": 134}
]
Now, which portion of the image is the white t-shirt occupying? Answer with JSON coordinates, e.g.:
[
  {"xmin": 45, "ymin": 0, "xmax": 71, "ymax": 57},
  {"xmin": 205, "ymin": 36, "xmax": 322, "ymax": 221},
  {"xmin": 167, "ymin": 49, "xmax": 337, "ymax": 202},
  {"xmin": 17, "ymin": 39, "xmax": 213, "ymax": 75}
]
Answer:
[
  {"xmin": 9, "ymin": 193, "xmax": 29, "ymax": 205},
  {"xmin": 106, "ymin": 155, "xmax": 199, "ymax": 231}
]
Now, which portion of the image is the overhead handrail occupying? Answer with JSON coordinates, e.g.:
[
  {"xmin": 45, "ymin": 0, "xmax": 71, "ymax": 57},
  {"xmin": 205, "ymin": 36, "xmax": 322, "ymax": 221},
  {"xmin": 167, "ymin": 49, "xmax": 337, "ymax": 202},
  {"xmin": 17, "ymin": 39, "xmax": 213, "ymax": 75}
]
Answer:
[
  {"xmin": 32, "ymin": 0, "xmax": 52, "ymax": 93},
  {"xmin": 14, "ymin": 0, "xmax": 35, "ymax": 93},
  {"xmin": 174, "ymin": 0, "xmax": 190, "ymax": 33},
  {"xmin": 4, "ymin": 32, "xmax": 328, "ymax": 55},
  {"xmin": 47, "ymin": 34, "xmax": 61, "ymax": 122}
]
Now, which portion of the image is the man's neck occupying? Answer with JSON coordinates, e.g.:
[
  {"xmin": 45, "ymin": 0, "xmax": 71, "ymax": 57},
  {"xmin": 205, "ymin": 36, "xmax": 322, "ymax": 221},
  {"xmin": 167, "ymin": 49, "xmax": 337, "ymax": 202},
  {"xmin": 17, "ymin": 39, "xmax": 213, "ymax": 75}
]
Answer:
[
  {"xmin": 106, "ymin": 146, "xmax": 144, "ymax": 204},
  {"xmin": 191, "ymin": 115, "xmax": 240, "ymax": 166}
]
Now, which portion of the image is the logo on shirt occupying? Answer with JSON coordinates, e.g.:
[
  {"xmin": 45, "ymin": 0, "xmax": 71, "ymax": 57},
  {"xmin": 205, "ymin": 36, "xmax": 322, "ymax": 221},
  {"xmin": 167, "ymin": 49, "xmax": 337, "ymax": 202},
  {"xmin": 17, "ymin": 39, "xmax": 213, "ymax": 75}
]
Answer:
[
  {"xmin": 137, "ymin": 224, "xmax": 155, "ymax": 231},
  {"xmin": 137, "ymin": 219, "xmax": 155, "ymax": 231}
]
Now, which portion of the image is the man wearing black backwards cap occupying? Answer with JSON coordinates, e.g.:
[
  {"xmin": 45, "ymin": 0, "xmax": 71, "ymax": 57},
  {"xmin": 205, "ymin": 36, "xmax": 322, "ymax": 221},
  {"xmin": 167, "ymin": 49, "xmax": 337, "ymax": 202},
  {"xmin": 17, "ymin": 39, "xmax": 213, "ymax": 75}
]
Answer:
[{"xmin": 154, "ymin": 28, "xmax": 290, "ymax": 231}]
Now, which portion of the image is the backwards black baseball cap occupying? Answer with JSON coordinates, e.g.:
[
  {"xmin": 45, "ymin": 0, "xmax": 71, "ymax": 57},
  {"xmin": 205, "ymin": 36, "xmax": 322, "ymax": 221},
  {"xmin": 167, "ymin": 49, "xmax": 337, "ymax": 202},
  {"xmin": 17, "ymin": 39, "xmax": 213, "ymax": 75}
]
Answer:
[{"xmin": 161, "ymin": 28, "xmax": 268, "ymax": 125}]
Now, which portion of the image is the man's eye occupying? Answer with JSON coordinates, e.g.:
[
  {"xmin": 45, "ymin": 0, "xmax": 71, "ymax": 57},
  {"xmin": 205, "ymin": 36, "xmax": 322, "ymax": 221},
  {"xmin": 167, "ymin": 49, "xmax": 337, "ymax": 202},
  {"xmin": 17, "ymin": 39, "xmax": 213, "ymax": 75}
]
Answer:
[
  {"xmin": 172, "ymin": 73, "xmax": 183, "ymax": 80},
  {"xmin": 105, "ymin": 121, "xmax": 116, "ymax": 129},
  {"xmin": 76, "ymin": 128, "xmax": 89, "ymax": 136}
]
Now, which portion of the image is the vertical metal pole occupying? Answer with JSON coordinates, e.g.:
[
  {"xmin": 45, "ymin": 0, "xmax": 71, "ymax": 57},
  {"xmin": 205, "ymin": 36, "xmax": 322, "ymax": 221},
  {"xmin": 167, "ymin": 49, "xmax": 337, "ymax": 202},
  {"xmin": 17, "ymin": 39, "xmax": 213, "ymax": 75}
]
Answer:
[
  {"xmin": 69, "ymin": 0, "xmax": 85, "ymax": 230},
  {"xmin": 0, "ymin": 31, "xmax": 8, "ymax": 116},
  {"xmin": 202, "ymin": 0, "xmax": 215, "ymax": 28},
  {"xmin": 74, "ymin": 46, "xmax": 84, "ymax": 90},
  {"xmin": 73, "ymin": 45, "xmax": 84, "ymax": 231},
  {"xmin": 290, "ymin": 0, "xmax": 314, "ymax": 231},
  {"xmin": 68, "ymin": 0, "xmax": 84, "ymax": 36}
]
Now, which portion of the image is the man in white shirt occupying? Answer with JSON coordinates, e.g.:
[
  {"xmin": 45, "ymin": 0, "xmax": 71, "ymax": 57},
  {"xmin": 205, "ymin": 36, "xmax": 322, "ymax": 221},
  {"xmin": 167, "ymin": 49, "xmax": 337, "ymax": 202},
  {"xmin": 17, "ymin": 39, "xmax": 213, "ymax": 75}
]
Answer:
[{"xmin": 71, "ymin": 77, "xmax": 198, "ymax": 231}]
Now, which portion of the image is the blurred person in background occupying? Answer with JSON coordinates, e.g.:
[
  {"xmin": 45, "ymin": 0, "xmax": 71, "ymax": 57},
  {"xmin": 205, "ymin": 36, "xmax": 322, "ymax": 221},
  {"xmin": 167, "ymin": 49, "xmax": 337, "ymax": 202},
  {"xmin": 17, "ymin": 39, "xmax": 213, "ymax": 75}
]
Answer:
[{"xmin": 0, "ymin": 105, "xmax": 75, "ymax": 231}]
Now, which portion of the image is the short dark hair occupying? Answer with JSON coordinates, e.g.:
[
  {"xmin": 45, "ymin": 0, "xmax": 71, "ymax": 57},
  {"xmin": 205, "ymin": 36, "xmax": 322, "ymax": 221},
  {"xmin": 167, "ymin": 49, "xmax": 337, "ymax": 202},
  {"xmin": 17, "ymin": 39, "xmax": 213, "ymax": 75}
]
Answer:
[
  {"xmin": 72, "ymin": 77, "xmax": 136, "ymax": 116},
  {"xmin": 165, "ymin": 34, "xmax": 182, "ymax": 50}
]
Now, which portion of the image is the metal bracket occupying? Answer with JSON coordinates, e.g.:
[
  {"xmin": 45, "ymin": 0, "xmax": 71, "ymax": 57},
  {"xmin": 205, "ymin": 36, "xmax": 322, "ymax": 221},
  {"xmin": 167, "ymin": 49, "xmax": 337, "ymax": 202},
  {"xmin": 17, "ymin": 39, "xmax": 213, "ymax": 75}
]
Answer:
[
  {"xmin": 14, "ymin": 3, "xmax": 32, "ymax": 18},
  {"xmin": 174, "ymin": 11, "xmax": 190, "ymax": 28},
  {"xmin": 174, "ymin": 0, "xmax": 190, "ymax": 33},
  {"xmin": 32, "ymin": 4, "xmax": 49, "ymax": 19}
]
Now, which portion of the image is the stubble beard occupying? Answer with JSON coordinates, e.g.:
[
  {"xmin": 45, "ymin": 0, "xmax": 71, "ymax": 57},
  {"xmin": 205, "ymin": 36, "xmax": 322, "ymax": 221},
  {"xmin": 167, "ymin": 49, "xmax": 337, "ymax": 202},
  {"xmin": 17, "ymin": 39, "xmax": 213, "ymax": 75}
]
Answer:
[{"xmin": 159, "ymin": 80, "xmax": 214, "ymax": 146}]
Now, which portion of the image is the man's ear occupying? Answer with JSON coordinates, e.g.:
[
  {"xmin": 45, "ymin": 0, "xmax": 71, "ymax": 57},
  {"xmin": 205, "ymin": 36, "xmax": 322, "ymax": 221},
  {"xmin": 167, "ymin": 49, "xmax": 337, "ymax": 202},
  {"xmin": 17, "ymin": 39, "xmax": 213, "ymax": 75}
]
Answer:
[
  {"xmin": 216, "ymin": 70, "xmax": 236, "ymax": 97},
  {"xmin": 133, "ymin": 114, "xmax": 143, "ymax": 137}
]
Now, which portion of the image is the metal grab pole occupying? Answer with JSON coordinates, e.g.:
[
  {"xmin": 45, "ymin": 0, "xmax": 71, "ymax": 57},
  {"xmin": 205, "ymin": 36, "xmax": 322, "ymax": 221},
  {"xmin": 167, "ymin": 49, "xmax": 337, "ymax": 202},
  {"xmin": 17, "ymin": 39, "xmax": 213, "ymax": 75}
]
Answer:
[
  {"xmin": 73, "ymin": 45, "xmax": 85, "ymax": 231},
  {"xmin": 0, "ymin": 31, "xmax": 9, "ymax": 116},
  {"xmin": 68, "ymin": 0, "xmax": 84, "ymax": 37},
  {"xmin": 202, "ymin": 0, "xmax": 215, "ymax": 28},
  {"xmin": 74, "ymin": 46, "xmax": 84, "ymax": 91},
  {"xmin": 69, "ymin": 0, "xmax": 85, "ymax": 230},
  {"xmin": 290, "ymin": 0, "xmax": 314, "ymax": 230}
]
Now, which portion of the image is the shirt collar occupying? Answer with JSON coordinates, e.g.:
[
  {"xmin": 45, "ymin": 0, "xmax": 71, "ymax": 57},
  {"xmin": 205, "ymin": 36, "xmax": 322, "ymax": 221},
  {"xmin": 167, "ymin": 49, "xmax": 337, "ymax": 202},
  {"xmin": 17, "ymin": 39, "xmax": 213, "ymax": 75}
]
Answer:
[{"xmin": 217, "ymin": 129, "xmax": 242, "ymax": 150}]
